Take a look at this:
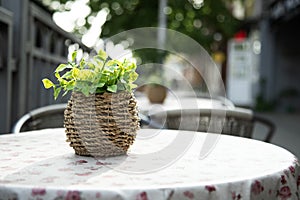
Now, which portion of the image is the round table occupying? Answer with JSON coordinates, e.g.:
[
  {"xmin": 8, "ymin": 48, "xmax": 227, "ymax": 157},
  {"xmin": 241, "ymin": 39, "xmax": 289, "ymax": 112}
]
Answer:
[
  {"xmin": 135, "ymin": 95, "xmax": 235, "ymax": 115},
  {"xmin": 0, "ymin": 128, "xmax": 299, "ymax": 200}
]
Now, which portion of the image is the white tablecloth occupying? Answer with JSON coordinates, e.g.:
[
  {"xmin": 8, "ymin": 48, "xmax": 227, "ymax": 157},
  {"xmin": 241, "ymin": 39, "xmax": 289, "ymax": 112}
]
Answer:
[{"xmin": 0, "ymin": 128, "xmax": 299, "ymax": 200}]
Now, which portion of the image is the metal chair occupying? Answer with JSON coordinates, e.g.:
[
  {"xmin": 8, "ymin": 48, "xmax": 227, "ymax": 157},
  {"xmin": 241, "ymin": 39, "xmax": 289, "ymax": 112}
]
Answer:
[
  {"xmin": 12, "ymin": 103, "xmax": 158, "ymax": 133},
  {"xmin": 148, "ymin": 107, "xmax": 275, "ymax": 142},
  {"xmin": 12, "ymin": 104, "xmax": 67, "ymax": 133}
]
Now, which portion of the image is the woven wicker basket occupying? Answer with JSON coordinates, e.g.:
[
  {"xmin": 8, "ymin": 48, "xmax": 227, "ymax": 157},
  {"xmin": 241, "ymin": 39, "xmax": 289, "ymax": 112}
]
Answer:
[{"xmin": 64, "ymin": 91, "xmax": 140, "ymax": 157}]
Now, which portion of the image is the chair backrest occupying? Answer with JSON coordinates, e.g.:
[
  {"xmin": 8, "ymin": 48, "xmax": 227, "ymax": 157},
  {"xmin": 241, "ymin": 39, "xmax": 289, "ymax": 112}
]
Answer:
[
  {"xmin": 12, "ymin": 104, "xmax": 67, "ymax": 133},
  {"xmin": 12, "ymin": 104, "xmax": 159, "ymax": 133},
  {"xmin": 148, "ymin": 107, "xmax": 275, "ymax": 142}
]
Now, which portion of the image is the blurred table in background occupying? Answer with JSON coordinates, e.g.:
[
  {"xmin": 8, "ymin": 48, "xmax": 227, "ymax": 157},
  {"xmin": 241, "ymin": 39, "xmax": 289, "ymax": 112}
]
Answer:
[{"xmin": 135, "ymin": 91, "xmax": 235, "ymax": 115}]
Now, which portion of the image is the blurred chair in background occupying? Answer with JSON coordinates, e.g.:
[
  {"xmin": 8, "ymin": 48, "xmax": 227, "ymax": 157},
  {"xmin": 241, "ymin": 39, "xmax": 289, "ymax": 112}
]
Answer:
[
  {"xmin": 12, "ymin": 104, "xmax": 67, "ymax": 133},
  {"xmin": 148, "ymin": 107, "xmax": 275, "ymax": 142}
]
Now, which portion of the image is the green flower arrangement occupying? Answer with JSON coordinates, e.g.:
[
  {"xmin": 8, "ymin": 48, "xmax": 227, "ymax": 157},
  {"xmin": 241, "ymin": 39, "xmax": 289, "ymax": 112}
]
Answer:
[{"xmin": 42, "ymin": 50, "xmax": 138, "ymax": 99}]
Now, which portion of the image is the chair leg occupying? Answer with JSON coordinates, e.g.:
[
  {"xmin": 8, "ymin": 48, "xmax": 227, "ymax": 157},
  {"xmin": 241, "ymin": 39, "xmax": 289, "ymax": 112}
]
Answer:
[{"xmin": 252, "ymin": 115, "xmax": 276, "ymax": 142}]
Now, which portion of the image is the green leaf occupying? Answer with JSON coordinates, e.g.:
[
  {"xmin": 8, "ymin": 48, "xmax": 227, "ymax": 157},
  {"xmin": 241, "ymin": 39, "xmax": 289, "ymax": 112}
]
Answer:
[
  {"xmin": 42, "ymin": 78, "xmax": 54, "ymax": 89},
  {"xmin": 79, "ymin": 59, "xmax": 86, "ymax": 69},
  {"xmin": 55, "ymin": 72, "xmax": 67, "ymax": 85},
  {"xmin": 87, "ymin": 62, "xmax": 96, "ymax": 70},
  {"xmin": 61, "ymin": 71, "xmax": 73, "ymax": 79},
  {"xmin": 82, "ymin": 87, "xmax": 90, "ymax": 96},
  {"xmin": 54, "ymin": 87, "xmax": 62, "ymax": 100},
  {"xmin": 124, "ymin": 62, "xmax": 137, "ymax": 70},
  {"xmin": 97, "ymin": 49, "xmax": 108, "ymax": 61},
  {"xmin": 129, "ymin": 71, "xmax": 138, "ymax": 82},
  {"xmin": 75, "ymin": 81, "xmax": 87, "ymax": 90},
  {"xmin": 89, "ymin": 85, "xmax": 98, "ymax": 94},
  {"xmin": 106, "ymin": 60, "xmax": 122, "ymax": 68},
  {"xmin": 94, "ymin": 64, "xmax": 103, "ymax": 73},
  {"xmin": 120, "ymin": 78, "xmax": 127, "ymax": 84},
  {"xmin": 71, "ymin": 51, "xmax": 77, "ymax": 62},
  {"xmin": 104, "ymin": 65, "xmax": 116, "ymax": 73},
  {"xmin": 62, "ymin": 90, "xmax": 69, "ymax": 97},
  {"xmin": 129, "ymin": 83, "xmax": 138, "ymax": 89},
  {"xmin": 98, "ymin": 74, "xmax": 108, "ymax": 84},
  {"xmin": 117, "ymin": 82, "xmax": 126, "ymax": 91},
  {"xmin": 96, "ymin": 82, "xmax": 105, "ymax": 88},
  {"xmin": 55, "ymin": 64, "xmax": 68, "ymax": 73},
  {"xmin": 72, "ymin": 68, "xmax": 80, "ymax": 79},
  {"xmin": 107, "ymin": 84, "xmax": 117, "ymax": 93},
  {"xmin": 55, "ymin": 72, "xmax": 61, "ymax": 79},
  {"xmin": 65, "ymin": 80, "xmax": 75, "ymax": 90}
]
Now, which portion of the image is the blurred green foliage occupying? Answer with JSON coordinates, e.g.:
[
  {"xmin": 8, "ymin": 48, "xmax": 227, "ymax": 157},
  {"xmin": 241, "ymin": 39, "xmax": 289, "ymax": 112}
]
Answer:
[{"xmin": 43, "ymin": 0, "xmax": 242, "ymax": 62}]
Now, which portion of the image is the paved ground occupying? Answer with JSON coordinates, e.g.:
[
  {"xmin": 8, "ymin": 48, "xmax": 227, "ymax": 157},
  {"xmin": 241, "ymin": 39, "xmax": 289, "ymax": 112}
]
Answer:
[{"xmin": 253, "ymin": 112, "xmax": 300, "ymax": 159}]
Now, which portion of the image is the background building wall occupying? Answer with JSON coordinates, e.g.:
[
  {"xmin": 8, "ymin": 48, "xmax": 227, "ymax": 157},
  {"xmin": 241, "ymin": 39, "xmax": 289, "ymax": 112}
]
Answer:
[
  {"xmin": 0, "ymin": 0, "xmax": 90, "ymax": 133},
  {"xmin": 258, "ymin": 0, "xmax": 300, "ymax": 112}
]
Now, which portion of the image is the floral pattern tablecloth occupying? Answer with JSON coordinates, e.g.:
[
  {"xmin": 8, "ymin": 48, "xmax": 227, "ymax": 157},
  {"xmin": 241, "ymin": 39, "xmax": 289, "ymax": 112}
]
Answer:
[{"xmin": 0, "ymin": 128, "xmax": 299, "ymax": 200}]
